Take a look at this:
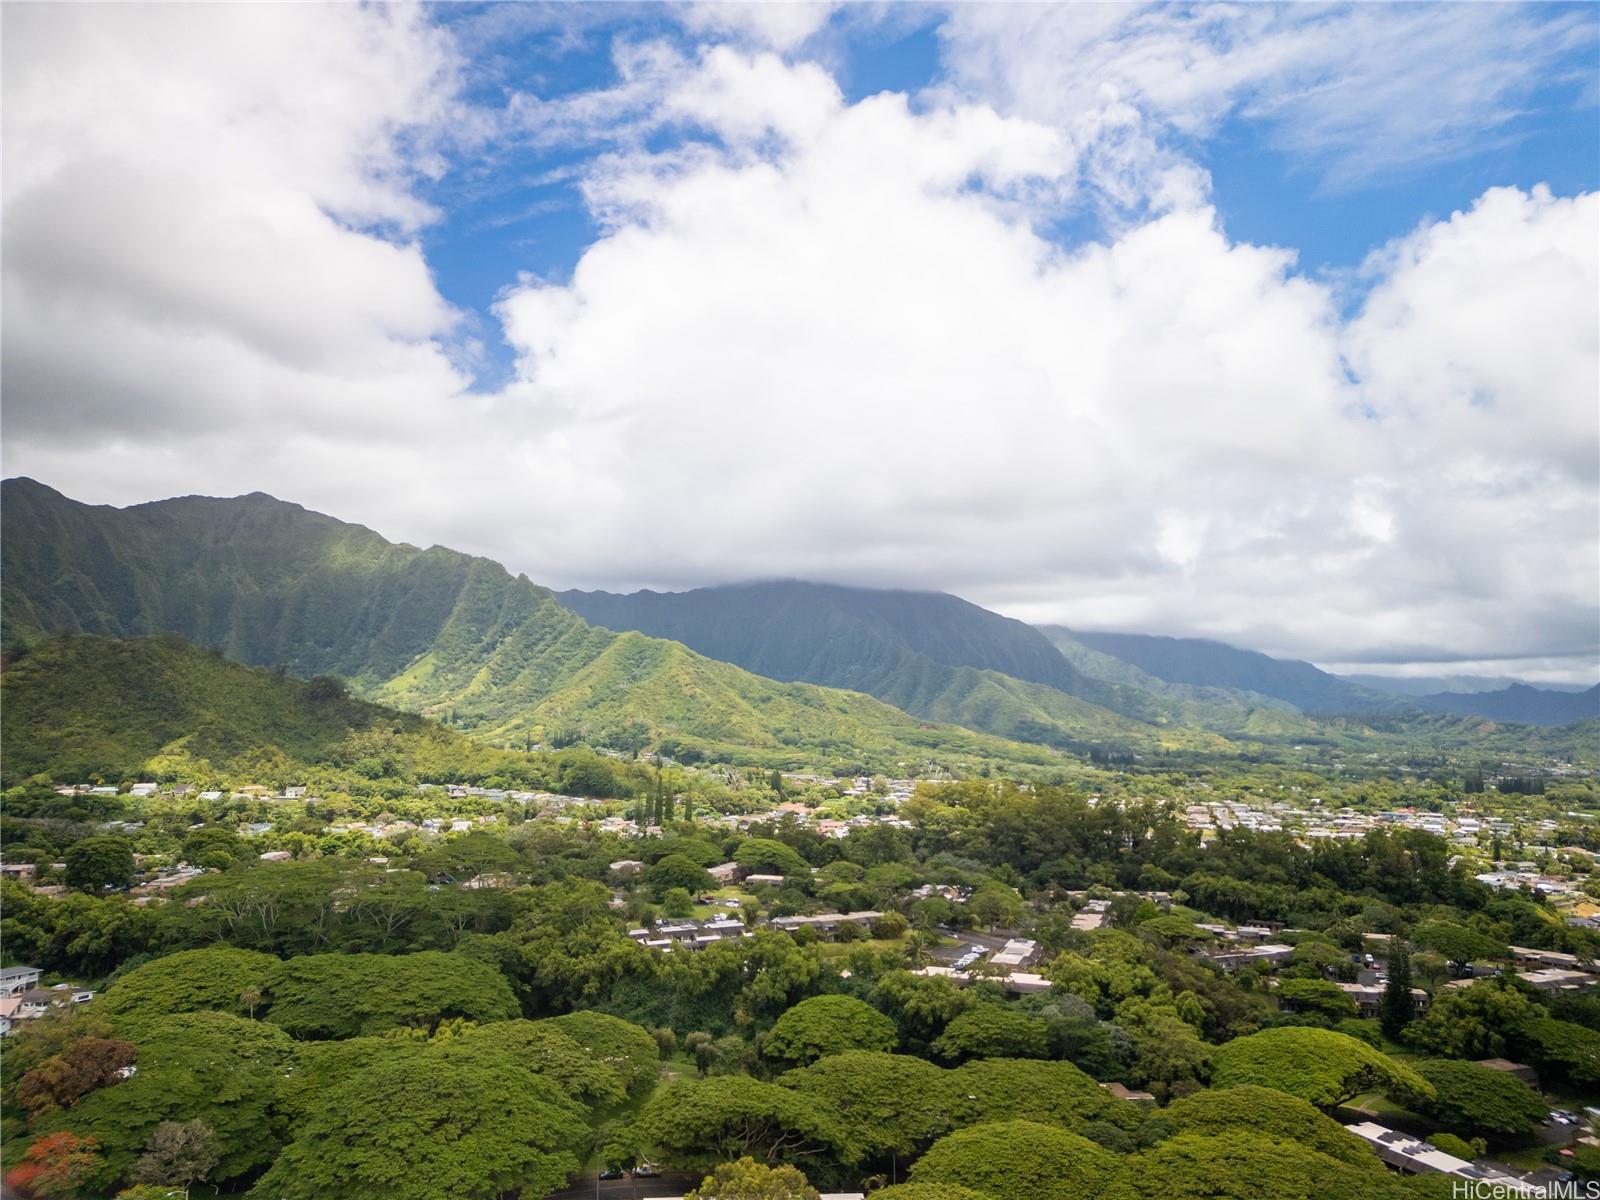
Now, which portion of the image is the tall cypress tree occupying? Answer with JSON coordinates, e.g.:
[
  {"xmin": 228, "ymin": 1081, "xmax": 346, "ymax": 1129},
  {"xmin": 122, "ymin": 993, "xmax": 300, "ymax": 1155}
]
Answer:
[{"xmin": 1380, "ymin": 940, "xmax": 1414, "ymax": 1042}]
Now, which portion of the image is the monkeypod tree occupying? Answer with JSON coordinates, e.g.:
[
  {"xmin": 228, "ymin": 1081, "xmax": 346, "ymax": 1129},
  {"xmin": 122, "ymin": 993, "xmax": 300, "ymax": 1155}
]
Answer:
[
  {"xmin": 684, "ymin": 1157, "xmax": 821, "ymax": 1200},
  {"xmin": 1210, "ymin": 1026, "xmax": 1433, "ymax": 1110},
  {"xmin": 764, "ymin": 995, "xmax": 897, "ymax": 1065},
  {"xmin": 908, "ymin": 1120, "xmax": 1119, "ymax": 1200}
]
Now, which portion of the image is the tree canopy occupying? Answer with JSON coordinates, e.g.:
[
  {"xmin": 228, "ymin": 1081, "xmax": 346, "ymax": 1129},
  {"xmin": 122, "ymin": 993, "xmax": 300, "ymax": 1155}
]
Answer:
[
  {"xmin": 96, "ymin": 947, "xmax": 281, "ymax": 1029},
  {"xmin": 684, "ymin": 1157, "xmax": 821, "ymax": 1200},
  {"xmin": 1210, "ymin": 1026, "xmax": 1433, "ymax": 1110},
  {"xmin": 908, "ymin": 1120, "xmax": 1119, "ymax": 1200},
  {"xmin": 780, "ymin": 1052, "xmax": 950, "ymax": 1159},
  {"xmin": 263, "ymin": 950, "xmax": 518, "ymax": 1038},
  {"xmin": 536, "ymin": 1010, "xmax": 662, "ymax": 1093},
  {"xmin": 931, "ymin": 1006, "xmax": 1049, "ymax": 1063},
  {"xmin": 1416, "ymin": 1059, "xmax": 1548, "ymax": 1137},
  {"xmin": 30, "ymin": 1012, "xmax": 294, "ymax": 1191},
  {"xmin": 636, "ymin": 1076, "xmax": 855, "ymax": 1171},
  {"xmin": 1159, "ymin": 1085, "xmax": 1378, "ymax": 1167},
  {"xmin": 764, "ymin": 995, "xmax": 897, "ymax": 1065},
  {"xmin": 248, "ymin": 1038, "xmax": 589, "ymax": 1200},
  {"xmin": 944, "ymin": 1058, "xmax": 1142, "ymax": 1131}
]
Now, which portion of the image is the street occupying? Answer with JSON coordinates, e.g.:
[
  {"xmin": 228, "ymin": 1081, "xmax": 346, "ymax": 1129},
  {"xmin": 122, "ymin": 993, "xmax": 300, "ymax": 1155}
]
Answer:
[{"xmin": 542, "ymin": 1171, "xmax": 700, "ymax": 1200}]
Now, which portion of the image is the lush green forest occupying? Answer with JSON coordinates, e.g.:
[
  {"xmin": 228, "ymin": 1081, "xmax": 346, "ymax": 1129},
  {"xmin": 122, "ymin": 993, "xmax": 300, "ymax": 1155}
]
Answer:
[{"xmin": 4, "ymin": 762, "xmax": 1598, "ymax": 1199}]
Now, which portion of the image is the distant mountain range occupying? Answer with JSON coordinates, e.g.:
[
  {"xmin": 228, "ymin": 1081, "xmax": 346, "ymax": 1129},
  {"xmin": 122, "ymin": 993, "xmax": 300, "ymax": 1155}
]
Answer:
[
  {"xmin": 3, "ymin": 478, "xmax": 1594, "ymax": 780},
  {"xmin": 565, "ymin": 584, "xmax": 1597, "ymax": 729},
  {"xmin": 1340, "ymin": 673, "xmax": 1593, "ymax": 697}
]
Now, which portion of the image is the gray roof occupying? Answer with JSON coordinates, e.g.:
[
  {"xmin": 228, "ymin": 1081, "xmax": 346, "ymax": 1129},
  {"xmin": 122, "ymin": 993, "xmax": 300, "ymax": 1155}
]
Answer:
[{"xmin": 0, "ymin": 965, "xmax": 40, "ymax": 979}]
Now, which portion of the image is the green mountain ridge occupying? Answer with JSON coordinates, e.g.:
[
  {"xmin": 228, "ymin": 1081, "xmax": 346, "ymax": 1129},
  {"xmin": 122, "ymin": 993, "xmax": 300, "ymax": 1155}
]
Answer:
[
  {"xmin": 0, "ymin": 633, "xmax": 498, "ymax": 788},
  {"xmin": 558, "ymin": 582, "xmax": 1327, "ymax": 742},
  {"xmin": 0, "ymin": 479, "xmax": 1085, "ymax": 771}
]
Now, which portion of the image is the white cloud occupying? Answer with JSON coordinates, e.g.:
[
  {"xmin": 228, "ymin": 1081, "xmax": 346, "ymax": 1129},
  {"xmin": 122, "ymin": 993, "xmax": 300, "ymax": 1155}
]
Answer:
[
  {"xmin": 676, "ymin": 2, "xmax": 840, "ymax": 53},
  {"xmin": 2, "ymin": 10, "xmax": 1594, "ymax": 682},
  {"xmin": 935, "ymin": 3, "xmax": 1594, "ymax": 190},
  {"xmin": 1, "ymin": 3, "xmax": 471, "ymax": 447}
]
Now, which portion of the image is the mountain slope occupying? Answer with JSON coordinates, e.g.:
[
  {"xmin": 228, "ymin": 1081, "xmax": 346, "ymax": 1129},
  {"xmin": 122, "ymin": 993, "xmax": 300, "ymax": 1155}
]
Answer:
[
  {"xmin": 1341, "ymin": 673, "xmax": 1594, "ymax": 697},
  {"xmin": 0, "ymin": 634, "xmax": 497, "ymax": 787},
  {"xmin": 1414, "ymin": 683, "xmax": 1600, "ymax": 727},
  {"xmin": 0, "ymin": 479, "xmax": 1073, "ymax": 770},
  {"xmin": 556, "ymin": 581, "xmax": 1233, "ymax": 749},
  {"xmin": 1048, "ymin": 628, "xmax": 1398, "ymax": 716}
]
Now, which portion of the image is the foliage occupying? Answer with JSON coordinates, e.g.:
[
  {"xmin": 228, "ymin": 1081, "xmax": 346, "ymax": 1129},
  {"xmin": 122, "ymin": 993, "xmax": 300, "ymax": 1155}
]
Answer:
[
  {"xmin": 16, "ymin": 1037, "xmax": 138, "ymax": 1122},
  {"xmin": 96, "ymin": 948, "xmax": 281, "ymax": 1029},
  {"xmin": 1160, "ymin": 1085, "xmax": 1378, "ymax": 1166},
  {"xmin": 736, "ymin": 839, "xmax": 811, "ymax": 879},
  {"xmin": 870, "ymin": 1188, "xmax": 989, "ymax": 1200},
  {"xmin": 129, "ymin": 1120, "xmax": 220, "ymax": 1194},
  {"xmin": 263, "ymin": 950, "xmax": 518, "ymax": 1038},
  {"xmin": 1210, "ymin": 1027, "xmax": 1432, "ymax": 1110},
  {"xmin": 536, "ymin": 1010, "xmax": 662, "ymax": 1093},
  {"xmin": 909, "ymin": 1120, "xmax": 1119, "ymax": 1200},
  {"xmin": 683, "ymin": 1157, "xmax": 821, "ymax": 1200},
  {"xmin": 29, "ymin": 1012, "xmax": 294, "ymax": 1191},
  {"xmin": 1425, "ymin": 1133, "xmax": 1480, "ymax": 1160},
  {"xmin": 65, "ymin": 836, "xmax": 135, "ymax": 893},
  {"xmin": 1412, "ymin": 920, "xmax": 1507, "ymax": 974},
  {"xmin": 248, "ymin": 1037, "xmax": 589, "ymax": 1200},
  {"xmin": 1415, "ymin": 1059, "xmax": 1548, "ymax": 1137},
  {"xmin": 764, "ymin": 995, "xmax": 897, "ymax": 1065},
  {"xmin": 1276, "ymin": 978, "xmax": 1357, "ymax": 1021},
  {"xmin": 872, "ymin": 971, "xmax": 974, "ymax": 1049},
  {"xmin": 442, "ymin": 1021, "xmax": 626, "ymax": 1108},
  {"xmin": 1402, "ymin": 980, "xmax": 1543, "ymax": 1059},
  {"xmin": 779, "ymin": 1052, "xmax": 950, "ymax": 1159},
  {"xmin": 1518, "ymin": 1016, "xmax": 1600, "ymax": 1087},
  {"xmin": 944, "ymin": 1058, "xmax": 1142, "ymax": 1131},
  {"xmin": 931, "ymin": 1005, "xmax": 1048, "ymax": 1062},
  {"xmin": 2, "ymin": 1131, "xmax": 103, "ymax": 1199},
  {"xmin": 636, "ymin": 1076, "xmax": 855, "ymax": 1170}
]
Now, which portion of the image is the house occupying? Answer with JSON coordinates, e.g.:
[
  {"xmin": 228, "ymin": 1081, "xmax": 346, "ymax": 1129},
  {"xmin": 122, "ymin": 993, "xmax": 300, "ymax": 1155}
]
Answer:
[
  {"xmin": 1520, "ymin": 967, "xmax": 1599, "ymax": 994},
  {"xmin": 707, "ymin": 862, "xmax": 743, "ymax": 885},
  {"xmin": 17, "ymin": 988, "xmax": 62, "ymax": 1019},
  {"xmin": 0, "ymin": 862, "xmax": 37, "ymax": 881},
  {"xmin": 0, "ymin": 996, "xmax": 20, "ymax": 1036},
  {"xmin": 1476, "ymin": 1058, "xmax": 1539, "ymax": 1087},
  {"xmin": 259, "ymin": 850, "xmax": 292, "ymax": 862},
  {"xmin": 1204, "ymin": 944, "xmax": 1295, "ymax": 971},
  {"xmin": 990, "ymin": 938, "xmax": 1041, "ymax": 969},
  {"xmin": 609, "ymin": 859, "xmax": 645, "ymax": 875},
  {"xmin": 1102, "ymin": 1082, "xmax": 1156, "ymax": 1103},
  {"xmin": 1510, "ymin": 945, "xmax": 1595, "ymax": 973},
  {"xmin": 1344, "ymin": 1122, "xmax": 1538, "ymax": 1194},
  {"xmin": 770, "ymin": 911, "xmax": 882, "ymax": 937},
  {"xmin": 1335, "ymin": 981, "xmax": 1429, "ymax": 1018},
  {"xmin": 745, "ymin": 873, "xmax": 787, "ymax": 887},
  {"xmin": 129, "ymin": 782, "xmax": 159, "ymax": 796},
  {"xmin": 0, "ymin": 965, "xmax": 43, "ymax": 996}
]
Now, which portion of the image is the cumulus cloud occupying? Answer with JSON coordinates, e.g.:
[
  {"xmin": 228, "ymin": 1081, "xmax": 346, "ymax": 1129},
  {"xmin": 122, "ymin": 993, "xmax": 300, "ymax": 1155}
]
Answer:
[
  {"xmin": 1, "ymin": 3, "xmax": 471, "ymax": 446},
  {"xmin": 1, "ymin": 6, "xmax": 1594, "ymax": 681}
]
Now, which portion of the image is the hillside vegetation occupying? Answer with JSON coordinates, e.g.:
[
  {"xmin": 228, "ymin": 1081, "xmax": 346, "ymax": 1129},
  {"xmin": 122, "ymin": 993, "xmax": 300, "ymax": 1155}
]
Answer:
[
  {"xmin": 0, "ymin": 481, "xmax": 1066, "ymax": 772},
  {"xmin": 0, "ymin": 635, "xmax": 524, "ymax": 789}
]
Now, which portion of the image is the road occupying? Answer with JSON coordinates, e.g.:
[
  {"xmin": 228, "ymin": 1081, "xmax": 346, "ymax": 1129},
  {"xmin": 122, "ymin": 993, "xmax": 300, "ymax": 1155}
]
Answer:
[{"xmin": 542, "ymin": 1172, "xmax": 699, "ymax": 1200}]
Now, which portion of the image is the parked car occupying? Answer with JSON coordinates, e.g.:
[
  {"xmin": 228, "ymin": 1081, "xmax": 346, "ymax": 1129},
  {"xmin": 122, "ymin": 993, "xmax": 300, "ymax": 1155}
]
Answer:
[
  {"xmin": 633, "ymin": 1163, "xmax": 661, "ymax": 1178},
  {"xmin": 598, "ymin": 1168, "xmax": 624, "ymax": 1180}
]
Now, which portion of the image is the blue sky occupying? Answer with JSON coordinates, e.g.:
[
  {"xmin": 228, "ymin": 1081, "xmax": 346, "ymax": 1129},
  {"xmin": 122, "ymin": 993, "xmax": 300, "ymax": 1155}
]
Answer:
[
  {"xmin": 4, "ymin": 2, "xmax": 1596, "ymax": 678},
  {"xmin": 415, "ymin": 3, "xmax": 1600, "ymax": 386}
]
